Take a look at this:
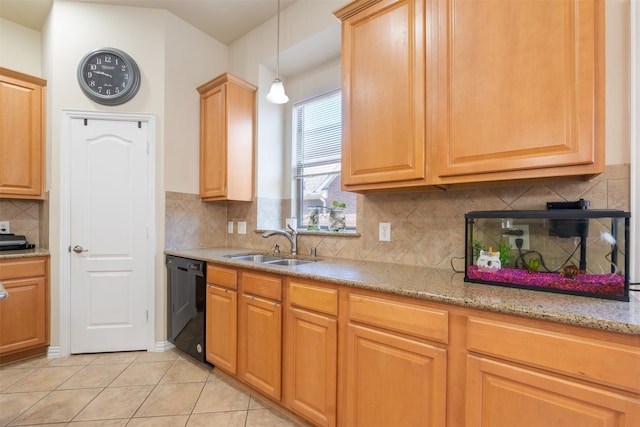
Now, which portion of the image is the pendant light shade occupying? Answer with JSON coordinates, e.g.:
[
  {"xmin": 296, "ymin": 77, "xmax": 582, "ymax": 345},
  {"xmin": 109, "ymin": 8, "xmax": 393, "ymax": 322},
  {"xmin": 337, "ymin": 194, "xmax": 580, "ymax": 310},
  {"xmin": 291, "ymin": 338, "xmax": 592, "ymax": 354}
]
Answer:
[
  {"xmin": 267, "ymin": 78, "xmax": 289, "ymax": 104},
  {"xmin": 267, "ymin": 0, "xmax": 288, "ymax": 104}
]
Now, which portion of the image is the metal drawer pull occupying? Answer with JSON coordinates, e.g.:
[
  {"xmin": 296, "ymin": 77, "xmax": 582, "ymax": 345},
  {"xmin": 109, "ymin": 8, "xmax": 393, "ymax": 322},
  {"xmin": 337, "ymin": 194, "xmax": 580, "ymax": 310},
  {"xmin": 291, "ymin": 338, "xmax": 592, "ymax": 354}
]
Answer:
[{"xmin": 0, "ymin": 281, "xmax": 8, "ymax": 300}]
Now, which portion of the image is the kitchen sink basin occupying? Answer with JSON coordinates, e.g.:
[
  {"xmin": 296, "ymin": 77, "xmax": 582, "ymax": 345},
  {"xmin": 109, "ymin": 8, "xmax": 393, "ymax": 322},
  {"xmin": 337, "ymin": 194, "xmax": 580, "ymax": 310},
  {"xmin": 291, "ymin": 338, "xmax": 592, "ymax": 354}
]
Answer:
[
  {"xmin": 225, "ymin": 253, "xmax": 318, "ymax": 266},
  {"xmin": 228, "ymin": 254, "xmax": 283, "ymax": 263},
  {"xmin": 264, "ymin": 258, "xmax": 314, "ymax": 266}
]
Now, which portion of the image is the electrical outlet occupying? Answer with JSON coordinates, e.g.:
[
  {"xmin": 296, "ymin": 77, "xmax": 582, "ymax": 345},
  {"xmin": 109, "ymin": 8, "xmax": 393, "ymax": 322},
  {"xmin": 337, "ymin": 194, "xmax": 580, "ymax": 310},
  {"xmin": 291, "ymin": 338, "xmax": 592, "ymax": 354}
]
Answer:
[
  {"xmin": 227, "ymin": 221, "xmax": 234, "ymax": 234},
  {"xmin": 509, "ymin": 224, "xmax": 530, "ymax": 250},
  {"xmin": 0, "ymin": 221, "xmax": 10, "ymax": 234},
  {"xmin": 238, "ymin": 221, "xmax": 247, "ymax": 235},
  {"xmin": 379, "ymin": 223, "xmax": 391, "ymax": 241}
]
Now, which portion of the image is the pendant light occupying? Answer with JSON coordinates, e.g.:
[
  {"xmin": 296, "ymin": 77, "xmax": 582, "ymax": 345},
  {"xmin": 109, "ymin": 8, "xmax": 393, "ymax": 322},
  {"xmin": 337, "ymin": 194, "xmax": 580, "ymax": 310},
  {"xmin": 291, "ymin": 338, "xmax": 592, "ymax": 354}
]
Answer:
[{"xmin": 266, "ymin": 0, "xmax": 289, "ymax": 104}]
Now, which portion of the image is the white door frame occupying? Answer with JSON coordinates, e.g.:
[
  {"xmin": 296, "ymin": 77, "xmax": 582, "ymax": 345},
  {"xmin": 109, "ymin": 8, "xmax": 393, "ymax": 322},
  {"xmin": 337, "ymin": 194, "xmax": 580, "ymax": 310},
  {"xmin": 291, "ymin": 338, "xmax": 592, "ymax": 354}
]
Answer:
[
  {"xmin": 57, "ymin": 110, "xmax": 156, "ymax": 357},
  {"xmin": 631, "ymin": 0, "xmax": 639, "ymax": 284}
]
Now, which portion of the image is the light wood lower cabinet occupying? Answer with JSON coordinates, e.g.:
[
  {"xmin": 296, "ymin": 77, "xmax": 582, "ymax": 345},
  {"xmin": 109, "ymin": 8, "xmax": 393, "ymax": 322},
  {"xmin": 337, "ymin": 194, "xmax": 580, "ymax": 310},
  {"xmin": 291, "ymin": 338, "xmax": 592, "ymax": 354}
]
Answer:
[
  {"xmin": 204, "ymin": 264, "xmax": 639, "ymax": 427},
  {"xmin": 205, "ymin": 284, "xmax": 237, "ymax": 374},
  {"xmin": 238, "ymin": 271, "xmax": 282, "ymax": 400},
  {"xmin": 464, "ymin": 316, "xmax": 640, "ymax": 426},
  {"xmin": 0, "ymin": 256, "xmax": 49, "ymax": 364},
  {"xmin": 344, "ymin": 292, "xmax": 448, "ymax": 427},
  {"xmin": 205, "ymin": 264, "xmax": 238, "ymax": 374},
  {"xmin": 284, "ymin": 280, "xmax": 339, "ymax": 427},
  {"xmin": 466, "ymin": 356, "xmax": 640, "ymax": 427}
]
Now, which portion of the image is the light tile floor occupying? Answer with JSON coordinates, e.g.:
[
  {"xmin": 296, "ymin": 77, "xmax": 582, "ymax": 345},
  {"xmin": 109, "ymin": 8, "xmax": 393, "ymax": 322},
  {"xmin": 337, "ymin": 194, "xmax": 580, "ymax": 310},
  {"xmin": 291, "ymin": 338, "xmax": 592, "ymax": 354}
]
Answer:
[{"xmin": 0, "ymin": 350, "xmax": 305, "ymax": 427}]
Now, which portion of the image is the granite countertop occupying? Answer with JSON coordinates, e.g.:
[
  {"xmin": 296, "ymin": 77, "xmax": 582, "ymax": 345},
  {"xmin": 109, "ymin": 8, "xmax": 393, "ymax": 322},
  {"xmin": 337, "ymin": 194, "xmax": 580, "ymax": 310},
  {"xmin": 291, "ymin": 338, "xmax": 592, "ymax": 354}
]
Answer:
[
  {"xmin": 0, "ymin": 248, "xmax": 50, "ymax": 260},
  {"xmin": 167, "ymin": 247, "xmax": 640, "ymax": 337}
]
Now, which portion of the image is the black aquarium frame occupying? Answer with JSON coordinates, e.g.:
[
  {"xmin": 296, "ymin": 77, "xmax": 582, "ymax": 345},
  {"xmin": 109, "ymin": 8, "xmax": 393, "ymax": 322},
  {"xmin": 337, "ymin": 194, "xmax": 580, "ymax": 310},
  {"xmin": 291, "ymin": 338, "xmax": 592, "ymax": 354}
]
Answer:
[{"xmin": 464, "ymin": 209, "xmax": 631, "ymax": 301}]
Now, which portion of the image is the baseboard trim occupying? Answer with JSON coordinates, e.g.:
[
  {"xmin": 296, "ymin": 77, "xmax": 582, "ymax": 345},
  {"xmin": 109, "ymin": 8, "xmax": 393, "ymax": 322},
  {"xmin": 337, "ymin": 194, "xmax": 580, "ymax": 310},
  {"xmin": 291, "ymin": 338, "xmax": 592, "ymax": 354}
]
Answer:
[
  {"xmin": 47, "ymin": 346, "xmax": 63, "ymax": 359},
  {"xmin": 150, "ymin": 341, "xmax": 175, "ymax": 352}
]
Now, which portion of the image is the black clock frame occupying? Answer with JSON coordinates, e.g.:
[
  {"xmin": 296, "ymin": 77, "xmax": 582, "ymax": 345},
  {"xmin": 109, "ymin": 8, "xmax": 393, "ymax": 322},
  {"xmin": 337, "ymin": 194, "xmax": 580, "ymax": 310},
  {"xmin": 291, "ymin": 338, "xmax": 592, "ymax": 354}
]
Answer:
[{"xmin": 77, "ymin": 47, "xmax": 141, "ymax": 106}]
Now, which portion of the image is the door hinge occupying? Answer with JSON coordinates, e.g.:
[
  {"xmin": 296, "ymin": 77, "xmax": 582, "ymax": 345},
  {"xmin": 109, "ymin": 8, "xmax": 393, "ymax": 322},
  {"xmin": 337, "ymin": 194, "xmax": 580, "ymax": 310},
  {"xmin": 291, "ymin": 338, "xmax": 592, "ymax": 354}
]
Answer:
[{"xmin": 146, "ymin": 309, "xmax": 149, "ymax": 320}]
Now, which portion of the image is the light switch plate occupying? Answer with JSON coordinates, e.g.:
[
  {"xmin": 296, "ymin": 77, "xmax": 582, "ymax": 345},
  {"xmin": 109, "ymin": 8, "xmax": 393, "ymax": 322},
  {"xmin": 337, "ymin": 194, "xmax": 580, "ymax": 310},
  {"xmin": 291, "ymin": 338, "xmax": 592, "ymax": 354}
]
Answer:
[
  {"xmin": 238, "ymin": 221, "xmax": 247, "ymax": 235},
  {"xmin": 227, "ymin": 221, "xmax": 234, "ymax": 234},
  {"xmin": 0, "ymin": 221, "xmax": 10, "ymax": 234}
]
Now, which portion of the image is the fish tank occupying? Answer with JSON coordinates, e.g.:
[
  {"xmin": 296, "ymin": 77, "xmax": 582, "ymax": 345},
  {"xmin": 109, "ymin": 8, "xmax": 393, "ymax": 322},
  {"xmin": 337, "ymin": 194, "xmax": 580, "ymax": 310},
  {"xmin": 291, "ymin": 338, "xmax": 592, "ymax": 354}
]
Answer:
[{"xmin": 464, "ymin": 205, "xmax": 630, "ymax": 301}]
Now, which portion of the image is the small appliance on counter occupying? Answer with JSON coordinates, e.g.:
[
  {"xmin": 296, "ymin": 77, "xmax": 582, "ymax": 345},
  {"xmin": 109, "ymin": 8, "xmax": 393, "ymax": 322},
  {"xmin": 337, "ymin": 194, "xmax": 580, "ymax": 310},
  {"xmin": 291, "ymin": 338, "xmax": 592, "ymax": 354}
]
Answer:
[
  {"xmin": 464, "ymin": 203, "xmax": 630, "ymax": 301},
  {"xmin": 0, "ymin": 234, "xmax": 35, "ymax": 251}
]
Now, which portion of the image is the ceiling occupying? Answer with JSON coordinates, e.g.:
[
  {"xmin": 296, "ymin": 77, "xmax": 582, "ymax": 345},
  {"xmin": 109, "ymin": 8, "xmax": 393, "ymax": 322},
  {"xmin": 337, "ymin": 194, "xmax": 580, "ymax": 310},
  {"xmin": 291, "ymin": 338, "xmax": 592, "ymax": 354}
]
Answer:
[
  {"xmin": 0, "ymin": 0, "xmax": 300, "ymax": 45},
  {"xmin": 0, "ymin": 0, "xmax": 343, "ymax": 76}
]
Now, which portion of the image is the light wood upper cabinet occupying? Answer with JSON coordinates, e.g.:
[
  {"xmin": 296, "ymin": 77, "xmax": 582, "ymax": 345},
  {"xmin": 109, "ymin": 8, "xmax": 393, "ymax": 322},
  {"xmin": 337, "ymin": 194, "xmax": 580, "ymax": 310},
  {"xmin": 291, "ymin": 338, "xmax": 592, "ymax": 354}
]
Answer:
[
  {"xmin": 0, "ymin": 256, "xmax": 50, "ymax": 364},
  {"xmin": 335, "ymin": 0, "xmax": 431, "ymax": 192},
  {"xmin": 197, "ymin": 73, "xmax": 256, "ymax": 201},
  {"xmin": 432, "ymin": 0, "xmax": 605, "ymax": 184},
  {"xmin": 0, "ymin": 68, "xmax": 46, "ymax": 200},
  {"xmin": 335, "ymin": 0, "xmax": 605, "ymax": 191}
]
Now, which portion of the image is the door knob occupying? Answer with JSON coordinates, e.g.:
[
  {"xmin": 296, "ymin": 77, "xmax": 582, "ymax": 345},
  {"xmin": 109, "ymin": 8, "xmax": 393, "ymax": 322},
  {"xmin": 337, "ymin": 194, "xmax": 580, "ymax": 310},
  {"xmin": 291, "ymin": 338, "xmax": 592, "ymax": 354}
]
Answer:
[{"xmin": 72, "ymin": 245, "xmax": 88, "ymax": 253}]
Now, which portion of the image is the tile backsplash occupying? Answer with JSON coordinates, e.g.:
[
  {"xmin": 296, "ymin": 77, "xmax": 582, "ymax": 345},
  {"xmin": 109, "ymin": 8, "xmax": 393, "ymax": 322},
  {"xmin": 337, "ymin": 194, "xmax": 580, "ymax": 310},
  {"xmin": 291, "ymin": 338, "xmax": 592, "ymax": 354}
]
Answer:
[
  {"xmin": 0, "ymin": 193, "xmax": 49, "ymax": 248},
  {"xmin": 167, "ymin": 164, "xmax": 630, "ymax": 269}
]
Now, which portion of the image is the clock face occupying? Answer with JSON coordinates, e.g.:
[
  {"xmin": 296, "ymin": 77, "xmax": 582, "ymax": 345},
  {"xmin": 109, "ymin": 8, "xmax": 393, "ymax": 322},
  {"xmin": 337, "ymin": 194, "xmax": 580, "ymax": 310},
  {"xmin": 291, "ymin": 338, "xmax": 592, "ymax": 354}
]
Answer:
[{"xmin": 77, "ymin": 48, "xmax": 141, "ymax": 105}]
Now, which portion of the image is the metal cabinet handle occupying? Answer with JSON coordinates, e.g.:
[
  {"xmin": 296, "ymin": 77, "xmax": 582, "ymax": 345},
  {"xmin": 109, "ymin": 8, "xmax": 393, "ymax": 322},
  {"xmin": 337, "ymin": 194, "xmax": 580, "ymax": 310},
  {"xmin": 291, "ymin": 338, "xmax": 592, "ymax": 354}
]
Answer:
[
  {"xmin": 72, "ymin": 245, "xmax": 88, "ymax": 254},
  {"xmin": 0, "ymin": 281, "xmax": 8, "ymax": 301}
]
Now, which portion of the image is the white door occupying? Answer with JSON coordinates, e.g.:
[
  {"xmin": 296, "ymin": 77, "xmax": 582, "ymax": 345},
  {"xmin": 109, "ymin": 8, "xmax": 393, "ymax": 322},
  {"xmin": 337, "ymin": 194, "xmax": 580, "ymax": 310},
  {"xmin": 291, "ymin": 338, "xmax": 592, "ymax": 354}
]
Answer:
[{"xmin": 69, "ymin": 117, "xmax": 150, "ymax": 353}]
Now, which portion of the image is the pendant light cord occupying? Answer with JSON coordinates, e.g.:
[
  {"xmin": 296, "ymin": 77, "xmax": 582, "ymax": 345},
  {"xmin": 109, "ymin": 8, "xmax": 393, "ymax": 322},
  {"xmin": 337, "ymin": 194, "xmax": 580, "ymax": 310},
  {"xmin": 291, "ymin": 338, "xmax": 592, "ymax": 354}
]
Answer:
[{"xmin": 276, "ymin": 0, "xmax": 281, "ymax": 79}]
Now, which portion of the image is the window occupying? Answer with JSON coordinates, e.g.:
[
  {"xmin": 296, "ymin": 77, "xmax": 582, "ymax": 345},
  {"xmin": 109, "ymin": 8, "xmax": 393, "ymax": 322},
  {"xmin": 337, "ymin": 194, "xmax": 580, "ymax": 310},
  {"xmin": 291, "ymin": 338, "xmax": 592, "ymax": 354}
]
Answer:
[{"xmin": 294, "ymin": 89, "xmax": 356, "ymax": 231}]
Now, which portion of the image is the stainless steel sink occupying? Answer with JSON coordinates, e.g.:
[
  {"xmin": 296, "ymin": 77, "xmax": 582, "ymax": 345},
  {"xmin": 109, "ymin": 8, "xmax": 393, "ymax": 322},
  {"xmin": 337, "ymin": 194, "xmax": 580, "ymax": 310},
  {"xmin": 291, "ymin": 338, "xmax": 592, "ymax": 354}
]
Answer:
[
  {"xmin": 225, "ymin": 253, "xmax": 318, "ymax": 266},
  {"xmin": 228, "ymin": 254, "xmax": 283, "ymax": 263},
  {"xmin": 264, "ymin": 258, "xmax": 314, "ymax": 266}
]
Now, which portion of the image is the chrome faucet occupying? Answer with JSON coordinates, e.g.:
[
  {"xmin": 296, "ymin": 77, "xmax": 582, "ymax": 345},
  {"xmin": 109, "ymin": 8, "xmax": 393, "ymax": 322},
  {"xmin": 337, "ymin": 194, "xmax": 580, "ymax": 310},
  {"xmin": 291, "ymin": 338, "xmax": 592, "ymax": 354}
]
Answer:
[{"xmin": 262, "ymin": 224, "xmax": 298, "ymax": 255}]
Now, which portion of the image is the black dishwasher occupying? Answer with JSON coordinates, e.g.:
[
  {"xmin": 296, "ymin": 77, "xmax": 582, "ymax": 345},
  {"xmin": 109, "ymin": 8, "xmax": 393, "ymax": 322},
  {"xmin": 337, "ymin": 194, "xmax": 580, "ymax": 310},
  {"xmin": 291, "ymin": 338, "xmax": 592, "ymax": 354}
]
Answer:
[{"xmin": 166, "ymin": 256, "xmax": 206, "ymax": 362}]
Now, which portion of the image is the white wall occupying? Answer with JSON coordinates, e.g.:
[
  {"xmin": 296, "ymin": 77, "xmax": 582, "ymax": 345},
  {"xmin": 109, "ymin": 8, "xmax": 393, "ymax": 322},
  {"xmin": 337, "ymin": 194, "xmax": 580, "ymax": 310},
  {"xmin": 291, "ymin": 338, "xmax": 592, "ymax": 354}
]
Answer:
[
  {"xmin": 228, "ymin": 1, "xmax": 345, "ymax": 201},
  {"xmin": 0, "ymin": 17, "xmax": 42, "ymax": 75},
  {"xmin": 164, "ymin": 16, "xmax": 228, "ymax": 194},
  {"xmin": 606, "ymin": 0, "xmax": 631, "ymax": 165},
  {"xmin": 41, "ymin": 0, "xmax": 227, "ymax": 350}
]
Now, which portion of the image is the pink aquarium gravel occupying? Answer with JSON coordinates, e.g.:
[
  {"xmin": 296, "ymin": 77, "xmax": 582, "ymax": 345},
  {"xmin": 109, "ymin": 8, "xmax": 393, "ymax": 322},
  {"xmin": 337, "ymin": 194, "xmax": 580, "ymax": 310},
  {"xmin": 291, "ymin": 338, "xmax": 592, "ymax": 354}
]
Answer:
[{"xmin": 466, "ymin": 266, "xmax": 626, "ymax": 298}]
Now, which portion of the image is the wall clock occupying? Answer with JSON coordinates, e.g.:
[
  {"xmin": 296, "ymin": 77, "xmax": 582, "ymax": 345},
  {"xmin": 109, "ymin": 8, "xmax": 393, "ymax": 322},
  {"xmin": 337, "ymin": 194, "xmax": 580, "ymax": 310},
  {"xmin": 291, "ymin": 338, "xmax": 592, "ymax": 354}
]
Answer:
[{"xmin": 77, "ymin": 47, "xmax": 141, "ymax": 106}]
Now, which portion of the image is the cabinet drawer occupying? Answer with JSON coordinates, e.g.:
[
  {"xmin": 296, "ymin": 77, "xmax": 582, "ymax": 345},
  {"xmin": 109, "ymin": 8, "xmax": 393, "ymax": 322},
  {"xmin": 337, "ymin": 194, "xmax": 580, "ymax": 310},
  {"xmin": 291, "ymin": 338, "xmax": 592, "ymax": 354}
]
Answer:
[
  {"xmin": 242, "ymin": 272, "xmax": 282, "ymax": 301},
  {"xmin": 207, "ymin": 264, "xmax": 237, "ymax": 290},
  {"xmin": 289, "ymin": 280, "xmax": 338, "ymax": 316},
  {"xmin": 467, "ymin": 317, "xmax": 640, "ymax": 393},
  {"xmin": 0, "ymin": 258, "xmax": 47, "ymax": 280},
  {"xmin": 348, "ymin": 293, "xmax": 448, "ymax": 344}
]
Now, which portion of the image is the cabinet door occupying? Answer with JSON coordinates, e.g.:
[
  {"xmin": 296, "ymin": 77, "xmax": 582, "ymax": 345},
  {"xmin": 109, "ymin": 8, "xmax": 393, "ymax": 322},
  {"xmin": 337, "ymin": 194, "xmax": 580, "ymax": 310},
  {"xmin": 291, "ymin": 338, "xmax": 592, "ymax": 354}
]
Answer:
[
  {"xmin": 239, "ymin": 293, "xmax": 282, "ymax": 400},
  {"xmin": 466, "ymin": 356, "xmax": 640, "ymax": 427},
  {"xmin": 199, "ymin": 83, "xmax": 227, "ymax": 199},
  {"xmin": 0, "ymin": 69, "xmax": 45, "ymax": 199},
  {"xmin": 339, "ymin": 0, "xmax": 427, "ymax": 190},
  {"xmin": 198, "ymin": 73, "xmax": 256, "ymax": 202},
  {"xmin": 344, "ymin": 323, "xmax": 447, "ymax": 427},
  {"xmin": 434, "ymin": 0, "xmax": 604, "ymax": 184},
  {"xmin": 205, "ymin": 284, "xmax": 237, "ymax": 374},
  {"xmin": 284, "ymin": 307, "xmax": 337, "ymax": 427},
  {"xmin": 0, "ymin": 277, "xmax": 47, "ymax": 354}
]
